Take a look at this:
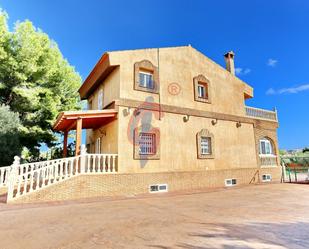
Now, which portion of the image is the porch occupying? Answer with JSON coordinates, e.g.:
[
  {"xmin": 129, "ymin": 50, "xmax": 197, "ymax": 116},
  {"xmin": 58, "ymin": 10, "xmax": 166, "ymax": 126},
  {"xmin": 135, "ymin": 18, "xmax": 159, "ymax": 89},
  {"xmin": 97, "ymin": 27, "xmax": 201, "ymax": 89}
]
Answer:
[{"xmin": 52, "ymin": 109, "xmax": 118, "ymax": 156}]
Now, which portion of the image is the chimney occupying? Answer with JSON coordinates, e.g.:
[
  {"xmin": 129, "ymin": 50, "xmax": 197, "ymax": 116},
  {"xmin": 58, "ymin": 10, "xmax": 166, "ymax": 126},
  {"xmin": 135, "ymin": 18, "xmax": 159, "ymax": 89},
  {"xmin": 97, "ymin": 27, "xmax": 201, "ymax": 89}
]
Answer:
[{"xmin": 224, "ymin": 51, "xmax": 235, "ymax": 75}]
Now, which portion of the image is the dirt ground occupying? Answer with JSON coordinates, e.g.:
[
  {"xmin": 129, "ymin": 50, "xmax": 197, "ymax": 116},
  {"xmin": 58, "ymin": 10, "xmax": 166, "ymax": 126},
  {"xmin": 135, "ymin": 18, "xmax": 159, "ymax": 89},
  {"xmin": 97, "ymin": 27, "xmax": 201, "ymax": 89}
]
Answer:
[{"xmin": 0, "ymin": 183, "xmax": 308, "ymax": 249}]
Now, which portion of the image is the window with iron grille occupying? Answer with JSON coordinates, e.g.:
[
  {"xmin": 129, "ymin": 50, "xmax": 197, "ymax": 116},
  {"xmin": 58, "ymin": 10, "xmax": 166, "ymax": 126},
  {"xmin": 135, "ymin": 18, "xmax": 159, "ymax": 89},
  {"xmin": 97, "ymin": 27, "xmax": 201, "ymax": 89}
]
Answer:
[
  {"xmin": 201, "ymin": 137, "xmax": 211, "ymax": 155},
  {"xmin": 139, "ymin": 133, "xmax": 156, "ymax": 155}
]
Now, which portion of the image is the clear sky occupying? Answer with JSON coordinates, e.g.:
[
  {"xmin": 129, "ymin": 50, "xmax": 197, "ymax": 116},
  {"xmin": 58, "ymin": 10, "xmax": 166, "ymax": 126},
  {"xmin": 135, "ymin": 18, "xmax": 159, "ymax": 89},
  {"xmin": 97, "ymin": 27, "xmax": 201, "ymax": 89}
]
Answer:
[{"xmin": 1, "ymin": 0, "xmax": 308, "ymax": 150}]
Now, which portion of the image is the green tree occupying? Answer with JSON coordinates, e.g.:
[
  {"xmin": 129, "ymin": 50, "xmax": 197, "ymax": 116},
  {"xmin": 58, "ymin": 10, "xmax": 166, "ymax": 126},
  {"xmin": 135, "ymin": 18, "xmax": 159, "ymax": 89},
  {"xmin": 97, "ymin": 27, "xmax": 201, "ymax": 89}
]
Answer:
[
  {"xmin": 0, "ymin": 104, "xmax": 22, "ymax": 166},
  {"xmin": 0, "ymin": 10, "xmax": 81, "ymax": 161}
]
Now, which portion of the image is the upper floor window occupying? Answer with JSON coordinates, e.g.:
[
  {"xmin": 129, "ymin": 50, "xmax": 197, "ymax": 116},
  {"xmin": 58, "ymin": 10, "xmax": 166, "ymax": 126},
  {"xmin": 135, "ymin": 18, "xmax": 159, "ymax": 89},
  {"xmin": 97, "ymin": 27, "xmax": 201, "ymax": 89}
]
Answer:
[
  {"xmin": 98, "ymin": 89, "xmax": 103, "ymax": 110},
  {"xmin": 139, "ymin": 70, "xmax": 154, "ymax": 89},
  {"xmin": 193, "ymin": 75, "xmax": 211, "ymax": 103},
  {"xmin": 201, "ymin": 137, "xmax": 211, "ymax": 155},
  {"xmin": 197, "ymin": 82, "xmax": 208, "ymax": 99},
  {"xmin": 259, "ymin": 138, "xmax": 273, "ymax": 155},
  {"xmin": 139, "ymin": 132, "xmax": 156, "ymax": 155},
  {"xmin": 134, "ymin": 60, "xmax": 159, "ymax": 94}
]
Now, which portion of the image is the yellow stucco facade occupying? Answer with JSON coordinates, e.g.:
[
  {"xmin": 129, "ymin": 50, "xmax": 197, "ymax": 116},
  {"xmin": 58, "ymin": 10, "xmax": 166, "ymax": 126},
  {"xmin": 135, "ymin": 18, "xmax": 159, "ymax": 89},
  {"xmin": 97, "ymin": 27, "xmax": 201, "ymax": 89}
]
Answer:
[{"xmin": 84, "ymin": 45, "xmax": 280, "ymax": 180}]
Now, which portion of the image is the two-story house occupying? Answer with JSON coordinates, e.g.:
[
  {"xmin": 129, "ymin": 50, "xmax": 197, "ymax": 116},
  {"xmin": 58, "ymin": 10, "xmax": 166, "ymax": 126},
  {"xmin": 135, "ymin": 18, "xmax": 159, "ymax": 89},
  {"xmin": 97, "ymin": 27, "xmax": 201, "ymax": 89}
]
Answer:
[
  {"xmin": 6, "ymin": 45, "xmax": 281, "ymax": 203},
  {"xmin": 56, "ymin": 45, "xmax": 280, "ymax": 192}
]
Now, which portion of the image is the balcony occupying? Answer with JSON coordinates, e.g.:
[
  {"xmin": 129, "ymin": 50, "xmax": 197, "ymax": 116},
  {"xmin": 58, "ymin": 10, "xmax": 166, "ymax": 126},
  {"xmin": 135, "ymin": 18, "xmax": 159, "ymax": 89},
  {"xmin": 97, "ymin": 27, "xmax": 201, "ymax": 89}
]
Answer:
[
  {"xmin": 245, "ymin": 106, "xmax": 278, "ymax": 122},
  {"xmin": 259, "ymin": 154, "xmax": 278, "ymax": 167}
]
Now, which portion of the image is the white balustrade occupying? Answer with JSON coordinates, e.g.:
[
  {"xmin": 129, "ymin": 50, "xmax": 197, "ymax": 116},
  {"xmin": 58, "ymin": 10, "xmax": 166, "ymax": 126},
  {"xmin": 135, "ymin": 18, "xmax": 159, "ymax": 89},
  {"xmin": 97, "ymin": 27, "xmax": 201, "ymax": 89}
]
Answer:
[
  {"xmin": 0, "ymin": 166, "xmax": 11, "ymax": 187},
  {"xmin": 84, "ymin": 154, "xmax": 118, "ymax": 174},
  {"xmin": 259, "ymin": 154, "xmax": 278, "ymax": 166},
  {"xmin": 6, "ymin": 152, "xmax": 118, "ymax": 201},
  {"xmin": 245, "ymin": 106, "xmax": 277, "ymax": 121}
]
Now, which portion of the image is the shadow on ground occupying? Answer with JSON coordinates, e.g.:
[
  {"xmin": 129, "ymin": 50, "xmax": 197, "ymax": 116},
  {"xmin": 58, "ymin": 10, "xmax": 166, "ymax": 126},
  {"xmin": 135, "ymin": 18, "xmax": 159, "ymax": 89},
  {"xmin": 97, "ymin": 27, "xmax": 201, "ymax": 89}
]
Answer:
[{"xmin": 149, "ymin": 221, "xmax": 309, "ymax": 249}]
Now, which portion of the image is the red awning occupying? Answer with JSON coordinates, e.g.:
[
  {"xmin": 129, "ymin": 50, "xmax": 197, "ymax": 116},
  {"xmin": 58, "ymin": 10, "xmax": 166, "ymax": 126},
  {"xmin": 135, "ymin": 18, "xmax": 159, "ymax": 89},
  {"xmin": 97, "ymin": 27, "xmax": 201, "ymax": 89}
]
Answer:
[{"xmin": 53, "ymin": 110, "xmax": 117, "ymax": 132}]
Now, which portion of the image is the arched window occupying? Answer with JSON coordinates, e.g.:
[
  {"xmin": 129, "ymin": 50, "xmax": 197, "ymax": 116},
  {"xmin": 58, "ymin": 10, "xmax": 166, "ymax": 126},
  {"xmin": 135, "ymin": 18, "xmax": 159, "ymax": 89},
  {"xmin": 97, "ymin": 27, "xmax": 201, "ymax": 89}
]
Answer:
[{"xmin": 259, "ymin": 138, "xmax": 274, "ymax": 155}]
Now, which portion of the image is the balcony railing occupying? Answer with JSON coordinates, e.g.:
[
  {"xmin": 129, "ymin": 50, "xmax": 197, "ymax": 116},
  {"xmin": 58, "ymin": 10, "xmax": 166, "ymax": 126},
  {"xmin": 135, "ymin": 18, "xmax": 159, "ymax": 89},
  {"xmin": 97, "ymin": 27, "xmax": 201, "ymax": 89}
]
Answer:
[
  {"xmin": 245, "ymin": 106, "xmax": 278, "ymax": 122},
  {"xmin": 259, "ymin": 154, "xmax": 278, "ymax": 166}
]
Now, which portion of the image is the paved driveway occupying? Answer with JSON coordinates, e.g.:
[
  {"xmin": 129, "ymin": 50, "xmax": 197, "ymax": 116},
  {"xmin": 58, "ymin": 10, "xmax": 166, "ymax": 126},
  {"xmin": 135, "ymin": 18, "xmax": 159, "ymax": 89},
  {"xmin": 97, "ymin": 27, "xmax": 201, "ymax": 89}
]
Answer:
[{"xmin": 0, "ymin": 183, "xmax": 308, "ymax": 249}]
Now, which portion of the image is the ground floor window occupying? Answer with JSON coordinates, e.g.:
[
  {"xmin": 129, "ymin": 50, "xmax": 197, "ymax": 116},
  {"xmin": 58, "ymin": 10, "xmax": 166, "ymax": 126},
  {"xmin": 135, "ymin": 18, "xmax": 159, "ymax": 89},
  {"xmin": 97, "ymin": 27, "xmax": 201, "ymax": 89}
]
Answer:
[
  {"xmin": 196, "ymin": 129, "xmax": 214, "ymax": 159},
  {"xmin": 201, "ymin": 137, "xmax": 211, "ymax": 155},
  {"xmin": 139, "ymin": 133, "xmax": 156, "ymax": 155}
]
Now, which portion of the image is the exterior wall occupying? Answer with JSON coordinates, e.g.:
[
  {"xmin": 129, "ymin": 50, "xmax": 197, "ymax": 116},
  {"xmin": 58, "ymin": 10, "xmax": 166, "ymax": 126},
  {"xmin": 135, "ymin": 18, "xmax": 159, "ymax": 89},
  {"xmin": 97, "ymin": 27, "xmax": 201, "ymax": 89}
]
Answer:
[
  {"xmin": 87, "ymin": 67, "xmax": 120, "ymax": 110},
  {"xmin": 117, "ymin": 106, "xmax": 258, "ymax": 174},
  {"xmin": 11, "ymin": 167, "xmax": 282, "ymax": 204},
  {"xmin": 86, "ymin": 67, "xmax": 120, "ymax": 152},
  {"xmin": 108, "ymin": 46, "xmax": 251, "ymax": 117},
  {"xmin": 86, "ymin": 119, "xmax": 118, "ymax": 154}
]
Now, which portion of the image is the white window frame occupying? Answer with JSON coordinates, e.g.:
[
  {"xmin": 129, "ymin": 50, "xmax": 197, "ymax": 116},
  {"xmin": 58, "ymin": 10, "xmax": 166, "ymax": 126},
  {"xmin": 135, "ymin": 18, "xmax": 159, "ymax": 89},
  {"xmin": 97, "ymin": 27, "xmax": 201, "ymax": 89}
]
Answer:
[
  {"xmin": 225, "ymin": 178, "xmax": 237, "ymax": 187},
  {"xmin": 139, "ymin": 70, "xmax": 154, "ymax": 89},
  {"xmin": 198, "ymin": 83, "xmax": 207, "ymax": 99},
  {"xmin": 149, "ymin": 184, "xmax": 168, "ymax": 193},
  {"xmin": 98, "ymin": 89, "xmax": 103, "ymax": 110},
  {"xmin": 201, "ymin": 136, "xmax": 211, "ymax": 155},
  {"xmin": 259, "ymin": 138, "xmax": 273, "ymax": 155},
  {"xmin": 139, "ymin": 133, "xmax": 156, "ymax": 155},
  {"xmin": 262, "ymin": 174, "xmax": 272, "ymax": 182},
  {"xmin": 95, "ymin": 137, "xmax": 101, "ymax": 154}
]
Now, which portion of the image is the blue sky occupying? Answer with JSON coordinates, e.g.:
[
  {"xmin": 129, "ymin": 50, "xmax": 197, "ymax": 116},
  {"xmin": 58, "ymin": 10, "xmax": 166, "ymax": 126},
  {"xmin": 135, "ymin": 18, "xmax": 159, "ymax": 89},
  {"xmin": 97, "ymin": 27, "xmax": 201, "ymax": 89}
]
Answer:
[{"xmin": 1, "ymin": 0, "xmax": 308, "ymax": 149}]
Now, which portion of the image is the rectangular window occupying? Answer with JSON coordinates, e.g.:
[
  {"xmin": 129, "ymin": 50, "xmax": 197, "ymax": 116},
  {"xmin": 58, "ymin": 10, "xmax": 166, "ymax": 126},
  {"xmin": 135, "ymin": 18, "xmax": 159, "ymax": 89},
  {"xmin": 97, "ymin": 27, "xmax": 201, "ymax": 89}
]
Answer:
[
  {"xmin": 139, "ymin": 70, "xmax": 154, "ymax": 89},
  {"xmin": 262, "ymin": 174, "xmax": 272, "ymax": 182},
  {"xmin": 198, "ymin": 83, "xmax": 208, "ymax": 99},
  {"xmin": 225, "ymin": 178, "xmax": 237, "ymax": 187},
  {"xmin": 201, "ymin": 137, "xmax": 211, "ymax": 155},
  {"xmin": 139, "ymin": 133, "xmax": 156, "ymax": 155},
  {"xmin": 98, "ymin": 89, "xmax": 103, "ymax": 110},
  {"xmin": 95, "ymin": 137, "xmax": 101, "ymax": 154}
]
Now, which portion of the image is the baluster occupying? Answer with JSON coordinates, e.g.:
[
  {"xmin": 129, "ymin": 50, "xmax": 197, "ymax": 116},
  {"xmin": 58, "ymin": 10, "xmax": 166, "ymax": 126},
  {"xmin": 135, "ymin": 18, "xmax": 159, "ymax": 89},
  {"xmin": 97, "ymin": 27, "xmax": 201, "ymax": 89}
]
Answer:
[
  {"xmin": 64, "ymin": 159, "xmax": 68, "ymax": 179},
  {"xmin": 47, "ymin": 166, "xmax": 51, "ymax": 186},
  {"xmin": 42, "ymin": 167, "xmax": 46, "ymax": 187},
  {"xmin": 95, "ymin": 155, "xmax": 98, "ymax": 173},
  {"xmin": 35, "ymin": 169, "xmax": 40, "ymax": 190},
  {"xmin": 23, "ymin": 168, "xmax": 28, "ymax": 194},
  {"xmin": 60, "ymin": 160, "xmax": 63, "ymax": 180},
  {"xmin": 29, "ymin": 165, "xmax": 34, "ymax": 192},
  {"xmin": 69, "ymin": 159, "xmax": 73, "ymax": 176},
  {"xmin": 87, "ymin": 154, "xmax": 90, "ymax": 173},
  {"xmin": 105, "ymin": 155, "xmax": 110, "ymax": 173},
  {"xmin": 112, "ymin": 155, "xmax": 116, "ymax": 173},
  {"xmin": 16, "ymin": 174, "xmax": 22, "ymax": 197},
  {"xmin": 0, "ymin": 168, "xmax": 3, "ymax": 186}
]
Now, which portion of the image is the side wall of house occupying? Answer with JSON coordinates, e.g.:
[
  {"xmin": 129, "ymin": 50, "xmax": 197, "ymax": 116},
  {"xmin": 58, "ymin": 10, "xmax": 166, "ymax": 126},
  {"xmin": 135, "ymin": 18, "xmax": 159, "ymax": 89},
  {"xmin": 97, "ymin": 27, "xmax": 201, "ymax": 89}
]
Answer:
[
  {"xmin": 86, "ymin": 67, "xmax": 120, "ymax": 152},
  {"xmin": 117, "ymin": 106, "xmax": 258, "ymax": 174}
]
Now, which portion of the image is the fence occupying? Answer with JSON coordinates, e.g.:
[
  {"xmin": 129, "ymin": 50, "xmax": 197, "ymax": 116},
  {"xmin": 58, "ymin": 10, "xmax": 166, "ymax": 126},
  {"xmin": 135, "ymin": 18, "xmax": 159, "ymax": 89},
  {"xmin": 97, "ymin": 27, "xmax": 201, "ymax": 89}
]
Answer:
[
  {"xmin": 1, "ymin": 146, "xmax": 118, "ymax": 202},
  {"xmin": 281, "ymin": 156, "xmax": 309, "ymax": 183}
]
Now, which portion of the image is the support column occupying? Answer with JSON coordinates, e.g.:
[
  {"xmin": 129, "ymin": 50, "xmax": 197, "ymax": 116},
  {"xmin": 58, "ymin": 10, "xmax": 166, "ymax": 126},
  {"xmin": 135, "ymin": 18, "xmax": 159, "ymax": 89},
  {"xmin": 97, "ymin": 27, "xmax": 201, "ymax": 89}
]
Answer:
[
  {"xmin": 63, "ymin": 131, "xmax": 68, "ymax": 158},
  {"xmin": 75, "ymin": 117, "xmax": 82, "ymax": 156}
]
